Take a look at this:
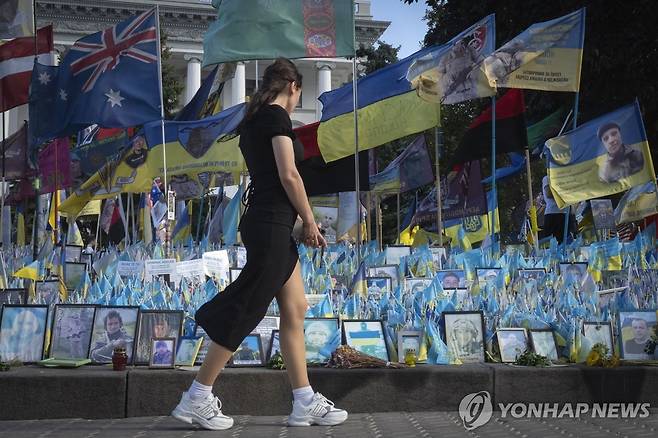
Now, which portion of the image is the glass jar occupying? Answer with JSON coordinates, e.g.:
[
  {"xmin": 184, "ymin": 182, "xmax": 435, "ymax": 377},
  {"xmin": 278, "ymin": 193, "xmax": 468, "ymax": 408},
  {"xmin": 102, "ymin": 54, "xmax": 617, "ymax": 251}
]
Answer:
[
  {"xmin": 112, "ymin": 347, "xmax": 128, "ymax": 371},
  {"xmin": 404, "ymin": 348, "xmax": 417, "ymax": 367}
]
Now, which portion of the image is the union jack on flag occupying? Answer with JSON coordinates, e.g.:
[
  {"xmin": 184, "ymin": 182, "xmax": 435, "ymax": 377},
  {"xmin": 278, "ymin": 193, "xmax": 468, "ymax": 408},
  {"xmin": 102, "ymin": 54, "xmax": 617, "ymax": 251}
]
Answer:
[
  {"xmin": 70, "ymin": 9, "xmax": 157, "ymax": 93},
  {"xmin": 29, "ymin": 8, "xmax": 161, "ymax": 144}
]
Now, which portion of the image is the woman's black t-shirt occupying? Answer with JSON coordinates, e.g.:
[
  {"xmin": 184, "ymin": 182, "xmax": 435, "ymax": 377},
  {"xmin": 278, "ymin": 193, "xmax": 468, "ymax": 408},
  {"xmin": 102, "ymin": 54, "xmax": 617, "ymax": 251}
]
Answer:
[{"xmin": 238, "ymin": 104, "xmax": 303, "ymax": 226}]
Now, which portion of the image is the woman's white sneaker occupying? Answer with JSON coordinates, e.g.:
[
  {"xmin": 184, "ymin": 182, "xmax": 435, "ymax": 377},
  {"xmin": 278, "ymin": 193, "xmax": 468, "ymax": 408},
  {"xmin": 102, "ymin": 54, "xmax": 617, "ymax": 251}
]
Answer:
[
  {"xmin": 287, "ymin": 392, "xmax": 348, "ymax": 426},
  {"xmin": 171, "ymin": 392, "xmax": 234, "ymax": 430}
]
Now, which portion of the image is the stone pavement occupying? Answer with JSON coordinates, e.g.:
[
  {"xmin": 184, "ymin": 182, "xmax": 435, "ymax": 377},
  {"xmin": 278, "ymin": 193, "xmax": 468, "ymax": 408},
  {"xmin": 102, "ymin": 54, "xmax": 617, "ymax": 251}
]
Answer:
[{"xmin": 1, "ymin": 411, "xmax": 657, "ymax": 438}]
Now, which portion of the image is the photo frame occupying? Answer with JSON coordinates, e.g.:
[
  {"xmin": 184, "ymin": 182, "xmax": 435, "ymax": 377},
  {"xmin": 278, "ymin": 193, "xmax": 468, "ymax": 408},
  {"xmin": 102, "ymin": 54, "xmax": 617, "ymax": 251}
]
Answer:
[
  {"xmin": 34, "ymin": 280, "xmax": 60, "ymax": 305},
  {"xmin": 194, "ymin": 324, "xmax": 212, "ymax": 365},
  {"xmin": 229, "ymin": 267, "xmax": 242, "ymax": 283},
  {"xmin": 366, "ymin": 277, "xmax": 392, "ymax": 297},
  {"xmin": 0, "ymin": 305, "xmax": 49, "ymax": 363},
  {"xmin": 404, "ymin": 278, "xmax": 433, "ymax": 295},
  {"xmin": 600, "ymin": 270, "xmax": 629, "ymax": 290},
  {"xmin": 175, "ymin": 336, "xmax": 203, "ymax": 367},
  {"xmin": 304, "ymin": 318, "xmax": 340, "ymax": 364},
  {"xmin": 529, "ymin": 329, "xmax": 559, "ymax": 361},
  {"xmin": 267, "ymin": 329, "xmax": 281, "ymax": 362},
  {"xmin": 342, "ymin": 319, "xmax": 389, "ymax": 361},
  {"xmin": 559, "ymin": 262, "xmax": 588, "ymax": 283},
  {"xmin": 367, "ymin": 265, "xmax": 399, "ymax": 289},
  {"xmin": 517, "ymin": 268, "xmax": 546, "ymax": 282},
  {"xmin": 429, "ymin": 247, "xmax": 447, "ymax": 271},
  {"xmin": 385, "ymin": 245, "xmax": 412, "ymax": 265},
  {"xmin": 231, "ymin": 333, "xmax": 264, "ymax": 366},
  {"xmin": 64, "ymin": 245, "xmax": 84, "ymax": 263},
  {"xmin": 617, "ymin": 310, "xmax": 657, "ymax": 360},
  {"xmin": 397, "ymin": 329, "xmax": 422, "ymax": 363},
  {"xmin": 436, "ymin": 270, "xmax": 466, "ymax": 289},
  {"xmin": 79, "ymin": 252, "xmax": 92, "ymax": 268},
  {"xmin": 149, "ymin": 337, "xmax": 176, "ymax": 369},
  {"xmin": 442, "ymin": 311, "xmax": 485, "ymax": 363},
  {"xmin": 0, "ymin": 288, "xmax": 27, "ymax": 305},
  {"xmin": 64, "ymin": 262, "xmax": 87, "ymax": 291},
  {"xmin": 135, "ymin": 310, "xmax": 183, "ymax": 364},
  {"xmin": 49, "ymin": 304, "xmax": 96, "ymax": 360},
  {"xmin": 476, "ymin": 268, "xmax": 503, "ymax": 288},
  {"xmin": 89, "ymin": 306, "xmax": 139, "ymax": 364},
  {"xmin": 582, "ymin": 321, "xmax": 614, "ymax": 355},
  {"xmin": 496, "ymin": 328, "xmax": 528, "ymax": 363}
]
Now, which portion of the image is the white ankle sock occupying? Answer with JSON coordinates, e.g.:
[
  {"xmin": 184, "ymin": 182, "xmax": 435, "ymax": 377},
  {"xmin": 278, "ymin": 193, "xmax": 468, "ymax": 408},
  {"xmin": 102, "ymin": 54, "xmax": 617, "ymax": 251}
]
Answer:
[
  {"xmin": 188, "ymin": 379, "xmax": 213, "ymax": 401},
  {"xmin": 292, "ymin": 385, "xmax": 315, "ymax": 405}
]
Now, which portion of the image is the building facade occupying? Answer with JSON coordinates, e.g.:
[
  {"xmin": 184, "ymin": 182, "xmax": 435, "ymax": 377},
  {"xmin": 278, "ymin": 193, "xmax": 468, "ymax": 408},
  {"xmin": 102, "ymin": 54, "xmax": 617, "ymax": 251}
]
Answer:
[{"xmin": 2, "ymin": 0, "xmax": 389, "ymax": 135}]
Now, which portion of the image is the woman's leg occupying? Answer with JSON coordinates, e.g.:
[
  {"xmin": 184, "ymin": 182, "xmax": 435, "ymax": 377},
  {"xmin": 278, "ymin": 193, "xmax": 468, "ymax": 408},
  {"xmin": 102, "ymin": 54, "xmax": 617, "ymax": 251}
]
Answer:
[
  {"xmin": 195, "ymin": 342, "xmax": 234, "ymax": 386},
  {"xmin": 276, "ymin": 261, "xmax": 310, "ymax": 389}
]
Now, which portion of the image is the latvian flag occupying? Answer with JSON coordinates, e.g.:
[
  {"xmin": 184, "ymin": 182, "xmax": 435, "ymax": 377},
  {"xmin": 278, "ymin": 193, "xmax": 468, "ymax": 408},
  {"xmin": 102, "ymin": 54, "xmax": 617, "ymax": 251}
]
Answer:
[{"xmin": 0, "ymin": 26, "xmax": 54, "ymax": 113}]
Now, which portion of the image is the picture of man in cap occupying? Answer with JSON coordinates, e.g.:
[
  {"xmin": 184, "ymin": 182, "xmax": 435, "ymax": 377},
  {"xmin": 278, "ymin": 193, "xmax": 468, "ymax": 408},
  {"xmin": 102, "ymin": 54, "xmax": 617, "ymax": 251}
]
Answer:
[{"xmin": 597, "ymin": 122, "xmax": 644, "ymax": 183}]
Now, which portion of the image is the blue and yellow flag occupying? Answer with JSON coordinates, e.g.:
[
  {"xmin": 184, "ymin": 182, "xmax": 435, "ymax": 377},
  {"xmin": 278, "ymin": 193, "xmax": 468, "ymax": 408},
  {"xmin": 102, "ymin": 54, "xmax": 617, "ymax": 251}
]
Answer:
[
  {"xmin": 444, "ymin": 191, "xmax": 500, "ymax": 246},
  {"xmin": 369, "ymin": 136, "xmax": 434, "ymax": 194},
  {"xmin": 545, "ymin": 101, "xmax": 655, "ymax": 208},
  {"xmin": 172, "ymin": 201, "xmax": 191, "ymax": 243},
  {"xmin": 317, "ymin": 46, "xmax": 441, "ymax": 163},
  {"xmin": 406, "ymin": 15, "xmax": 496, "ymax": 104},
  {"xmin": 614, "ymin": 181, "xmax": 658, "ymax": 225},
  {"xmin": 483, "ymin": 8, "xmax": 585, "ymax": 92},
  {"xmin": 16, "ymin": 204, "xmax": 26, "ymax": 247}
]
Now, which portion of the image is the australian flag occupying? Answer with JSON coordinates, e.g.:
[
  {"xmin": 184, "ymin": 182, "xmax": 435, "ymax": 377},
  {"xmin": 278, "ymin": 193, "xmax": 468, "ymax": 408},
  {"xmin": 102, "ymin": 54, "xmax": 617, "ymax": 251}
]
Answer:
[{"xmin": 29, "ymin": 8, "xmax": 161, "ymax": 145}]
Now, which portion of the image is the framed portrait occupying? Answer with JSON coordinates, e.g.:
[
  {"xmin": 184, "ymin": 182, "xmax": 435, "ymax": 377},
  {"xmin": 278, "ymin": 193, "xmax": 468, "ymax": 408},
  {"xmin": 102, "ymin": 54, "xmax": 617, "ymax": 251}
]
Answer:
[
  {"xmin": 135, "ymin": 310, "xmax": 183, "ymax": 364},
  {"xmin": 194, "ymin": 324, "xmax": 212, "ymax": 365},
  {"xmin": 529, "ymin": 329, "xmax": 559, "ymax": 361},
  {"xmin": 559, "ymin": 262, "xmax": 588, "ymax": 283},
  {"xmin": 89, "ymin": 306, "xmax": 139, "ymax": 364},
  {"xmin": 476, "ymin": 268, "xmax": 502, "ymax": 288},
  {"xmin": 517, "ymin": 269, "xmax": 546, "ymax": 282},
  {"xmin": 443, "ymin": 311, "xmax": 485, "ymax": 363},
  {"xmin": 312, "ymin": 206, "xmax": 338, "ymax": 244},
  {"xmin": 175, "ymin": 336, "xmax": 203, "ymax": 367},
  {"xmin": 617, "ymin": 310, "xmax": 657, "ymax": 360},
  {"xmin": 436, "ymin": 270, "xmax": 466, "ymax": 289},
  {"xmin": 149, "ymin": 337, "xmax": 176, "ymax": 369},
  {"xmin": 600, "ymin": 270, "xmax": 629, "ymax": 290},
  {"xmin": 34, "ymin": 280, "xmax": 60, "ymax": 305},
  {"xmin": 496, "ymin": 328, "xmax": 528, "ymax": 363},
  {"xmin": 49, "ymin": 305, "xmax": 96, "ymax": 360},
  {"xmin": 366, "ymin": 277, "xmax": 392, "ymax": 298},
  {"xmin": 342, "ymin": 319, "xmax": 389, "ymax": 361},
  {"xmin": 397, "ymin": 329, "xmax": 422, "ymax": 363},
  {"xmin": 590, "ymin": 199, "xmax": 615, "ymax": 230},
  {"xmin": 385, "ymin": 245, "xmax": 412, "ymax": 265},
  {"xmin": 429, "ymin": 247, "xmax": 447, "ymax": 271},
  {"xmin": 582, "ymin": 321, "xmax": 614, "ymax": 354},
  {"xmin": 445, "ymin": 288, "xmax": 470, "ymax": 309},
  {"xmin": 0, "ymin": 288, "xmax": 27, "ymax": 305},
  {"xmin": 64, "ymin": 245, "xmax": 84, "ymax": 263},
  {"xmin": 367, "ymin": 265, "xmax": 399, "ymax": 289},
  {"xmin": 404, "ymin": 278, "xmax": 433, "ymax": 295},
  {"xmin": 229, "ymin": 268, "xmax": 242, "ymax": 283},
  {"xmin": 304, "ymin": 318, "xmax": 340, "ymax": 364},
  {"xmin": 0, "ymin": 305, "xmax": 48, "ymax": 363},
  {"xmin": 64, "ymin": 262, "xmax": 87, "ymax": 291},
  {"xmin": 267, "ymin": 329, "xmax": 281, "ymax": 362},
  {"xmin": 79, "ymin": 253, "xmax": 92, "ymax": 268},
  {"xmin": 231, "ymin": 333, "xmax": 264, "ymax": 366}
]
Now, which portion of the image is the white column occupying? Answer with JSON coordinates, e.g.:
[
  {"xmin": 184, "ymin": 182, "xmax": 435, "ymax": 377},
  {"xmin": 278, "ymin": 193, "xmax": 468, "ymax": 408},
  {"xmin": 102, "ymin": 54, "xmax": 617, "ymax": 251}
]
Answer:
[
  {"xmin": 230, "ymin": 62, "xmax": 246, "ymax": 106},
  {"xmin": 315, "ymin": 62, "xmax": 335, "ymax": 120},
  {"xmin": 183, "ymin": 54, "xmax": 202, "ymax": 104}
]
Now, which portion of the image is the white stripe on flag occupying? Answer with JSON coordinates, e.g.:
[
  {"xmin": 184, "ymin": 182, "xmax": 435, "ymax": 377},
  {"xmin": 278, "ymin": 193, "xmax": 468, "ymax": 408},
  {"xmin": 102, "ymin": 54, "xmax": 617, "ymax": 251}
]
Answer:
[{"xmin": 0, "ymin": 52, "xmax": 55, "ymax": 81}]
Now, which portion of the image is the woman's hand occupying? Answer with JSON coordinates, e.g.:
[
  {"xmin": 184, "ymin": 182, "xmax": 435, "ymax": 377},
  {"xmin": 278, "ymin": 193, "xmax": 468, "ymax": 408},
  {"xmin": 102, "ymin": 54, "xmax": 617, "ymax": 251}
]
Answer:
[{"xmin": 303, "ymin": 221, "xmax": 327, "ymax": 248}]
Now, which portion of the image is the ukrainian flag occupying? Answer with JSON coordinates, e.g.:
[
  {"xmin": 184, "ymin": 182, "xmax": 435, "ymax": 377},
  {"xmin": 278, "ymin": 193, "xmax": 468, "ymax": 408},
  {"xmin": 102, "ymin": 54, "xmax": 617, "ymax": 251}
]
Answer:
[
  {"xmin": 13, "ymin": 260, "xmax": 41, "ymax": 281},
  {"xmin": 16, "ymin": 204, "xmax": 26, "ymax": 247},
  {"xmin": 172, "ymin": 201, "xmax": 191, "ymax": 243},
  {"xmin": 317, "ymin": 46, "xmax": 441, "ymax": 163},
  {"xmin": 444, "ymin": 191, "xmax": 500, "ymax": 246}
]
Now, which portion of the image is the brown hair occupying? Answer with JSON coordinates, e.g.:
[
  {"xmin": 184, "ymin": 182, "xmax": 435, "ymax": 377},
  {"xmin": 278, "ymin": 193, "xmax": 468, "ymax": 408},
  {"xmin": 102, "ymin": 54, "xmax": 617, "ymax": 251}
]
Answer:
[{"xmin": 241, "ymin": 58, "xmax": 302, "ymax": 127}]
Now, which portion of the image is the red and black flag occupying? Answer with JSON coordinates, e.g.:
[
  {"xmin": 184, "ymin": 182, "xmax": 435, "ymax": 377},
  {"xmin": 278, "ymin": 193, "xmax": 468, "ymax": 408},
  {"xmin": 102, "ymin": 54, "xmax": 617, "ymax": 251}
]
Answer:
[
  {"xmin": 452, "ymin": 89, "xmax": 528, "ymax": 165},
  {"xmin": 294, "ymin": 122, "xmax": 369, "ymax": 197}
]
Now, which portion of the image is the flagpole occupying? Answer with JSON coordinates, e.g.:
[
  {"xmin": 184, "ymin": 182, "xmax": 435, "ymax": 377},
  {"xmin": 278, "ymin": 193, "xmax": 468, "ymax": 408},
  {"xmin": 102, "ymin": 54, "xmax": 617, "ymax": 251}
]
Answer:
[
  {"xmin": 366, "ymin": 191, "xmax": 372, "ymax": 242},
  {"xmin": 1, "ymin": 114, "xmax": 5, "ymax": 249},
  {"xmin": 31, "ymin": 0, "xmax": 40, "ymax": 260},
  {"xmin": 490, "ymin": 96, "xmax": 497, "ymax": 248},
  {"xmin": 154, "ymin": 5, "xmax": 170, "ymax": 256},
  {"xmin": 524, "ymin": 148, "xmax": 539, "ymax": 252},
  {"xmin": 396, "ymin": 192, "xmax": 400, "ymax": 241},
  {"xmin": 434, "ymin": 125, "xmax": 444, "ymax": 246},
  {"xmin": 351, "ymin": 14, "xmax": 361, "ymax": 260}
]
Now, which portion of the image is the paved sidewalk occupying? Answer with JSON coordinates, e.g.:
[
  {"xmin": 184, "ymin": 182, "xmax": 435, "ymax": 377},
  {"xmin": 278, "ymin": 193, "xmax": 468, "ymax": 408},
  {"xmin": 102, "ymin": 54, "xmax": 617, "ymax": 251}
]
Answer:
[{"xmin": 1, "ymin": 411, "xmax": 657, "ymax": 438}]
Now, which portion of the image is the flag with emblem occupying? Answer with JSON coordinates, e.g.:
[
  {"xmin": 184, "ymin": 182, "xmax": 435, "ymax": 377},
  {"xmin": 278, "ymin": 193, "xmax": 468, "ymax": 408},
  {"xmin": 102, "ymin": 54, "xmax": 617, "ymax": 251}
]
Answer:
[
  {"xmin": 29, "ymin": 9, "xmax": 161, "ymax": 144},
  {"xmin": 203, "ymin": 0, "xmax": 355, "ymax": 65}
]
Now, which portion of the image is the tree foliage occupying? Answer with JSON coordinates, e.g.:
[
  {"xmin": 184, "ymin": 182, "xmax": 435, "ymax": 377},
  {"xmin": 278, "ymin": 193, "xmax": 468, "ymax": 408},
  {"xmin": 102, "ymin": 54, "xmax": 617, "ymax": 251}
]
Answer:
[
  {"xmin": 400, "ymin": 0, "xmax": 658, "ymax": 242},
  {"xmin": 160, "ymin": 33, "xmax": 184, "ymax": 119}
]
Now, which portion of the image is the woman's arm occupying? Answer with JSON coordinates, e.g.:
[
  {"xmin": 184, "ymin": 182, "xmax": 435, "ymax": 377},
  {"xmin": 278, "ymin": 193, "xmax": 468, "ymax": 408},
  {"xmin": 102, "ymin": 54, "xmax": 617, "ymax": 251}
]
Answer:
[{"xmin": 272, "ymin": 135, "xmax": 326, "ymax": 247}]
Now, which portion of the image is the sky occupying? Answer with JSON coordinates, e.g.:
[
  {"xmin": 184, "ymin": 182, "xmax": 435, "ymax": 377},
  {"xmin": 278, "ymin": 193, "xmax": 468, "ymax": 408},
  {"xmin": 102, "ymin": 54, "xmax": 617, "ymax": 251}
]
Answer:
[{"xmin": 370, "ymin": 0, "xmax": 429, "ymax": 59}]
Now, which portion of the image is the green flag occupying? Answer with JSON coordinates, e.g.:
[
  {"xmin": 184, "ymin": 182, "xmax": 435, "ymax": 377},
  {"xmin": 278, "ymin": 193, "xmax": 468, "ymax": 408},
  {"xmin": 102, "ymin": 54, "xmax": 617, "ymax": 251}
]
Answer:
[{"xmin": 203, "ymin": 0, "xmax": 355, "ymax": 66}]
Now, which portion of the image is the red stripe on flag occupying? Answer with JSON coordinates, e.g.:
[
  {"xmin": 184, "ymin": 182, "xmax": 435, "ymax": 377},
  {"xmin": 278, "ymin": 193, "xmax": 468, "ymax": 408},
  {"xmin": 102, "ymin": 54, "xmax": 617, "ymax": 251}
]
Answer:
[
  {"xmin": 294, "ymin": 121, "xmax": 321, "ymax": 159},
  {"xmin": 0, "ymin": 71, "xmax": 30, "ymax": 111},
  {"xmin": 0, "ymin": 26, "xmax": 53, "ymax": 61},
  {"xmin": 468, "ymin": 89, "xmax": 525, "ymax": 130}
]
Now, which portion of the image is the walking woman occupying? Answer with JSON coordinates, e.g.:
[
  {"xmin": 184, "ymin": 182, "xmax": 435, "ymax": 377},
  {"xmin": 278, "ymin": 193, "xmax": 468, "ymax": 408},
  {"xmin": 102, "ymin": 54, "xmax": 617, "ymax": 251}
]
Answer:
[{"xmin": 172, "ymin": 58, "xmax": 348, "ymax": 430}]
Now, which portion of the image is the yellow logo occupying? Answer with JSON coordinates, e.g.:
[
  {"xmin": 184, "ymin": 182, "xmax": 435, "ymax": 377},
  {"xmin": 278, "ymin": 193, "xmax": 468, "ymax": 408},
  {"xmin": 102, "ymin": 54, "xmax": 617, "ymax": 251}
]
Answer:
[{"xmin": 546, "ymin": 138, "xmax": 572, "ymax": 165}]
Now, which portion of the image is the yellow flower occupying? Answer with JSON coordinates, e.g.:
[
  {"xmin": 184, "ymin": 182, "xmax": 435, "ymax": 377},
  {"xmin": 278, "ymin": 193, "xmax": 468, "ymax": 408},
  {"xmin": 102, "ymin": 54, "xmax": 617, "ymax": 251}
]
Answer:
[{"xmin": 586, "ymin": 350, "xmax": 601, "ymax": 367}]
